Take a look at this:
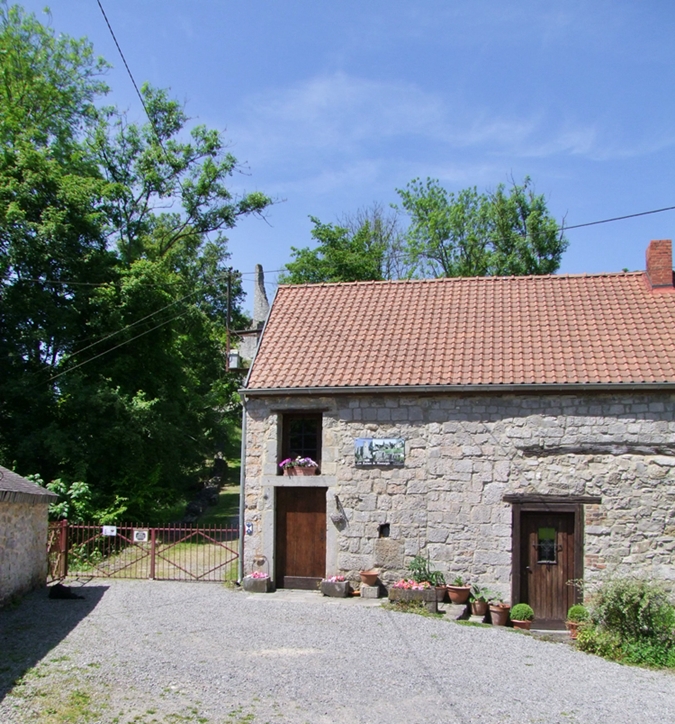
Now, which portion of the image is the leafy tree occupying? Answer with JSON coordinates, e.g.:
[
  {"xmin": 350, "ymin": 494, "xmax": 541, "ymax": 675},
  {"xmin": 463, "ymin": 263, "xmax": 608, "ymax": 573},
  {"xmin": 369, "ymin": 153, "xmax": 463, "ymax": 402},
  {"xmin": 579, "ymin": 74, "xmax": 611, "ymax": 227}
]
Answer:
[
  {"xmin": 396, "ymin": 176, "xmax": 567, "ymax": 278},
  {"xmin": 281, "ymin": 204, "xmax": 410, "ymax": 284},
  {"xmin": 335, "ymin": 203, "xmax": 411, "ymax": 280},
  {"xmin": 0, "ymin": 4, "xmax": 270, "ymax": 520},
  {"xmin": 280, "ymin": 216, "xmax": 386, "ymax": 284}
]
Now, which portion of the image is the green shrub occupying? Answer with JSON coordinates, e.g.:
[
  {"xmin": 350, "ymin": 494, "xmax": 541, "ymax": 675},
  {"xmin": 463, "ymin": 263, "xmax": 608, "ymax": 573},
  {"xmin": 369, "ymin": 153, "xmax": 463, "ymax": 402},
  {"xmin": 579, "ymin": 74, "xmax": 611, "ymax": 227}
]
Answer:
[
  {"xmin": 620, "ymin": 639, "xmax": 673, "ymax": 668},
  {"xmin": 576, "ymin": 626, "xmax": 622, "ymax": 659},
  {"xmin": 591, "ymin": 578, "xmax": 675, "ymax": 645},
  {"xmin": 576, "ymin": 578, "xmax": 675, "ymax": 669},
  {"xmin": 567, "ymin": 604, "xmax": 589, "ymax": 623},
  {"xmin": 510, "ymin": 603, "xmax": 534, "ymax": 621}
]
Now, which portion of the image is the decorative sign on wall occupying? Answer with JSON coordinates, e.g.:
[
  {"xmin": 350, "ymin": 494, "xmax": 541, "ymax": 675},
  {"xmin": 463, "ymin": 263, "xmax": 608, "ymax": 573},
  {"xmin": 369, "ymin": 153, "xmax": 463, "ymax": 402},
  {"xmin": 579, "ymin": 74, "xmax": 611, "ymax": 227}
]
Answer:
[{"xmin": 354, "ymin": 438, "xmax": 405, "ymax": 466}]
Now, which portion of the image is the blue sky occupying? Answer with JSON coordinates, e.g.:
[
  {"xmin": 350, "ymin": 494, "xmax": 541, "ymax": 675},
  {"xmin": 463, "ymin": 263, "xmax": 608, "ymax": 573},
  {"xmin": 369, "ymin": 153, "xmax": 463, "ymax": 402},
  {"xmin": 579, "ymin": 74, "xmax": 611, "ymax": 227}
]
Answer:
[{"xmin": 19, "ymin": 1, "xmax": 675, "ymax": 312}]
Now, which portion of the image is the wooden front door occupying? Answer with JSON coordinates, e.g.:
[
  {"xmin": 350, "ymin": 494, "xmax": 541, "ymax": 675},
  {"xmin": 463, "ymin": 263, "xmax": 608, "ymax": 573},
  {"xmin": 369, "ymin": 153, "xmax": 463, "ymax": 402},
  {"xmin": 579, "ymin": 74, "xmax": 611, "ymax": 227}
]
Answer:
[
  {"xmin": 275, "ymin": 487, "xmax": 327, "ymax": 589},
  {"xmin": 520, "ymin": 512, "xmax": 576, "ymax": 628}
]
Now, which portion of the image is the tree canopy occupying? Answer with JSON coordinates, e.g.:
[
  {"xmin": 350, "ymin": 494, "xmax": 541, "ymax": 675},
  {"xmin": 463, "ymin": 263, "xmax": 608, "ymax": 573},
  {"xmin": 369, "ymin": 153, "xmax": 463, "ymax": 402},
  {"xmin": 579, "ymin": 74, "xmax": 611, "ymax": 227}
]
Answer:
[
  {"xmin": 282, "ymin": 179, "xmax": 567, "ymax": 284},
  {"xmin": 280, "ymin": 205, "xmax": 408, "ymax": 284},
  {"xmin": 397, "ymin": 176, "xmax": 567, "ymax": 278},
  {"xmin": 0, "ymin": 4, "xmax": 270, "ymax": 521}
]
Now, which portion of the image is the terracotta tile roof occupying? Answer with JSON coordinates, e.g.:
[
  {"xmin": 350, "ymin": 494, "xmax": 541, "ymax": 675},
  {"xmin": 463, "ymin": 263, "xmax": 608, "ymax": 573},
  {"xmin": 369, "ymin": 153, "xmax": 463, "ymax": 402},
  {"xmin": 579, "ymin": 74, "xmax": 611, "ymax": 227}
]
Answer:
[{"xmin": 245, "ymin": 272, "xmax": 675, "ymax": 390}]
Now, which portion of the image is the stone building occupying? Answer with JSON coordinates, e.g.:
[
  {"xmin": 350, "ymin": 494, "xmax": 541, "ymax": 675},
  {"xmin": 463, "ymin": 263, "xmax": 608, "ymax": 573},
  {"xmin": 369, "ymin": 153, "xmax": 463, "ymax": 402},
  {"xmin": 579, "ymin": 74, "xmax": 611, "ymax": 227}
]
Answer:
[
  {"xmin": 0, "ymin": 465, "xmax": 57, "ymax": 606},
  {"xmin": 240, "ymin": 239, "xmax": 675, "ymax": 627}
]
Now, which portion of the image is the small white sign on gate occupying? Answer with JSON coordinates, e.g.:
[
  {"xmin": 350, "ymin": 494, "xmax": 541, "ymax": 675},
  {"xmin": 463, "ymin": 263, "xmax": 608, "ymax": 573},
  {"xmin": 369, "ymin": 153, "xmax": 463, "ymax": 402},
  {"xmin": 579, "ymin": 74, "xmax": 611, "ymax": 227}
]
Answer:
[
  {"xmin": 133, "ymin": 529, "xmax": 149, "ymax": 543},
  {"xmin": 101, "ymin": 525, "xmax": 117, "ymax": 537}
]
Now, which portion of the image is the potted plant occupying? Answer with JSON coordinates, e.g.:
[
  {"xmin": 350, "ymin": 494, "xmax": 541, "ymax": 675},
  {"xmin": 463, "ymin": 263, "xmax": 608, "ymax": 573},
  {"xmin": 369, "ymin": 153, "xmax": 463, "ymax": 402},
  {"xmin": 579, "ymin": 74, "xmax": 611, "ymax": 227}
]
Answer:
[
  {"xmin": 510, "ymin": 603, "xmax": 534, "ymax": 631},
  {"xmin": 320, "ymin": 575, "xmax": 351, "ymax": 598},
  {"xmin": 388, "ymin": 579, "xmax": 437, "ymax": 612},
  {"xmin": 469, "ymin": 584, "xmax": 491, "ymax": 617},
  {"xmin": 428, "ymin": 570, "xmax": 447, "ymax": 602},
  {"xmin": 447, "ymin": 575, "xmax": 472, "ymax": 605},
  {"xmin": 406, "ymin": 554, "xmax": 446, "ymax": 601},
  {"xmin": 359, "ymin": 569, "xmax": 379, "ymax": 586},
  {"xmin": 279, "ymin": 456, "xmax": 319, "ymax": 476},
  {"xmin": 566, "ymin": 604, "xmax": 589, "ymax": 639},
  {"xmin": 488, "ymin": 594, "xmax": 510, "ymax": 626},
  {"xmin": 242, "ymin": 571, "xmax": 272, "ymax": 593}
]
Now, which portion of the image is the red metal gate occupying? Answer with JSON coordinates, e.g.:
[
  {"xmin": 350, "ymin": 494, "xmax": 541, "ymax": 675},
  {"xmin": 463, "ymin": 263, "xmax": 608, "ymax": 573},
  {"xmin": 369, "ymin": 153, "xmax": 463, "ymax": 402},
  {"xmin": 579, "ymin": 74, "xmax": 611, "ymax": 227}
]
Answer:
[{"xmin": 48, "ymin": 521, "xmax": 239, "ymax": 583}]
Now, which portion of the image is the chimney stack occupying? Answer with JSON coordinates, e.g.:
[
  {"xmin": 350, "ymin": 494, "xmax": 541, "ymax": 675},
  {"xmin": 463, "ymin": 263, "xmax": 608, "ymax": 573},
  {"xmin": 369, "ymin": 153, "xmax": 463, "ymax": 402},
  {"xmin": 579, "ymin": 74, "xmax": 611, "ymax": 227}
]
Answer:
[{"xmin": 646, "ymin": 239, "xmax": 673, "ymax": 289}]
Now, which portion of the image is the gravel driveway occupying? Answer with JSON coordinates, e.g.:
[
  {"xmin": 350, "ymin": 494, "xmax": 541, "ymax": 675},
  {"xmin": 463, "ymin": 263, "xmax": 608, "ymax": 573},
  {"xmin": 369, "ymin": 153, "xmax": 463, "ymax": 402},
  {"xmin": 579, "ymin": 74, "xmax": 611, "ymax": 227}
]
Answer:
[{"xmin": 1, "ymin": 579, "xmax": 674, "ymax": 723}]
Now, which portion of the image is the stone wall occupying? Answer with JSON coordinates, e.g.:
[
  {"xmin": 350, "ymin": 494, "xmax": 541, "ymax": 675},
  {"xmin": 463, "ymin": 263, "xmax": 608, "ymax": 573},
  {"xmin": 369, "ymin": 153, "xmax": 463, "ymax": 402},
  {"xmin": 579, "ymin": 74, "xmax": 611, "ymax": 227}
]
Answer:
[
  {"xmin": 0, "ymin": 500, "xmax": 50, "ymax": 606},
  {"xmin": 243, "ymin": 391, "xmax": 675, "ymax": 599}
]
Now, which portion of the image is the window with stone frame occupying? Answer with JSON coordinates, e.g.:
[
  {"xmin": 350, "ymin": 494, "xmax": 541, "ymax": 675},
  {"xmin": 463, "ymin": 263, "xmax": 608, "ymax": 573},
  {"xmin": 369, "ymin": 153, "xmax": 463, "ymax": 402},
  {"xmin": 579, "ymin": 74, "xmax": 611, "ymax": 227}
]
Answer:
[{"xmin": 278, "ymin": 412, "xmax": 322, "ymax": 473}]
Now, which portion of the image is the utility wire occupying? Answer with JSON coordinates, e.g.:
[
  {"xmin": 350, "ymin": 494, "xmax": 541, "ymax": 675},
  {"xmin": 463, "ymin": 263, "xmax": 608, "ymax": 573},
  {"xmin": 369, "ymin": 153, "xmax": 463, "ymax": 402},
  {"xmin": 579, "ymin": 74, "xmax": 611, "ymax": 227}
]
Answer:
[
  {"xmin": 63, "ymin": 287, "xmax": 202, "ymax": 362},
  {"xmin": 42, "ymin": 308, "xmax": 191, "ymax": 386},
  {"xmin": 561, "ymin": 205, "xmax": 675, "ymax": 231},
  {"xmin": 96, "ymin": 0, "xmax": 155, "ymax": 139}
]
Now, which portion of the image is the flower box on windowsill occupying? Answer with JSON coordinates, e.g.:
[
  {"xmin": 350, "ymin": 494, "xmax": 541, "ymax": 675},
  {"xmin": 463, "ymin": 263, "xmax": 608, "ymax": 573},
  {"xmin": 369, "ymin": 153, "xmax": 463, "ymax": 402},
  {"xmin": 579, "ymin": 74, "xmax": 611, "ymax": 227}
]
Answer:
[
  {"xmin": 279, "ymin": 456, "xmax": 319, "ymax": 476},
  {"xmin": 284, "ymin": 467, "xmax": 317, "ymax": 476},
  {"xmin": 242, "ymin": 575, "xmax": 272, "ymax": 593}
]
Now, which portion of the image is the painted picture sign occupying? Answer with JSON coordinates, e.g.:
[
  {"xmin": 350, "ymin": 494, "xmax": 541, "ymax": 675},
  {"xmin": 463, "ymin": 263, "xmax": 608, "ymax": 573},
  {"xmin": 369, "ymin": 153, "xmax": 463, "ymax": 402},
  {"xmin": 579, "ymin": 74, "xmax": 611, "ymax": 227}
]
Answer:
[{"xmin": 354, "ymin": 438, "xmax": 405, "ymax": 466}]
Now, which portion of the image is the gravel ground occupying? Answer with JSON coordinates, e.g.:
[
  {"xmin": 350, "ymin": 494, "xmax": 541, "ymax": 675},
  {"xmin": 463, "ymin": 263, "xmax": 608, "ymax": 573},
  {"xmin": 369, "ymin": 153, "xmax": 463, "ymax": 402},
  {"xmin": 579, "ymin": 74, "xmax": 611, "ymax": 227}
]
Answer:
[{"xmin": 1, "ymin": 579, "xmax": 674, "ymax": 723}]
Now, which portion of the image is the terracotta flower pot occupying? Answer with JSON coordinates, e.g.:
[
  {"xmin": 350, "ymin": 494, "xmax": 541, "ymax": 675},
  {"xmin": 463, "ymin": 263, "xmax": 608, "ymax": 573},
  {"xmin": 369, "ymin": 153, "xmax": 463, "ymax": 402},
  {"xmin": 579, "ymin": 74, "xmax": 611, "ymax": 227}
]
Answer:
[
  {"xmin": 511, "ymin": 619, "xmax": 532, "ymax": 631},
  {"xmin": 489, "ymin": 603, "xmax": 510, "ymax": 626},
  {"xmin": 566, "ymin": 621, "xmax": 580, "ymax": 639},
  {"xmin": 447, "ymin": 585, "xmax": 471, "ymax": 605},
  {"xmin": 284, "ymin": 466, "xmax": 317, "ymax": 476},
  {"xmin": 359, "ymin": 570, "xmax": 379, "ymax": 586},
  {"xmin": 471, "ymin": 599, "xmax": 489, "ymax": 617}
]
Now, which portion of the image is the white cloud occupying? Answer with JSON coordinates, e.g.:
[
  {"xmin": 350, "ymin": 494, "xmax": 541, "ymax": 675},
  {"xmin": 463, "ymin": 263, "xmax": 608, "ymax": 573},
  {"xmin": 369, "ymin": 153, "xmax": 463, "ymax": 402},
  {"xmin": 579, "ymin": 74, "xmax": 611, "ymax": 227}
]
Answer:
[{"xmin": 232, "ymin": 72, "xmax": 602, "ymax": 166}]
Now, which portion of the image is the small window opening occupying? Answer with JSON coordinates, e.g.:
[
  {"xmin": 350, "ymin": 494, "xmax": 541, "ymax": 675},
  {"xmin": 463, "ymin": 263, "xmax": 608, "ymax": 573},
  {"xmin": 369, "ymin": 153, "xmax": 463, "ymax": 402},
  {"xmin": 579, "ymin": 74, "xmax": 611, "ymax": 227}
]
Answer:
[
  {"xmin": 378, "ymin": 523, "xmax": 390, "ymax": 538},
  {"xmin": 279, "ymin": 412, "xmax": 322, "ymax": 475},
  {"xmin": 537, "ymin": 527, "xmax": 556, "ymax": 563}
]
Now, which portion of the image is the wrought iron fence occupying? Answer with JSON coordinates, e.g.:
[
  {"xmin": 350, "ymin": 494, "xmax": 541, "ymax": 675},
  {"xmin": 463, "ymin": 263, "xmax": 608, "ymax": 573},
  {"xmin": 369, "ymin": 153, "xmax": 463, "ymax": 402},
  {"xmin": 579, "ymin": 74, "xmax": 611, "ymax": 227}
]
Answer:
[{"xmin": 48, "ymin": 520, "xmax": 239, "ymax": 583}]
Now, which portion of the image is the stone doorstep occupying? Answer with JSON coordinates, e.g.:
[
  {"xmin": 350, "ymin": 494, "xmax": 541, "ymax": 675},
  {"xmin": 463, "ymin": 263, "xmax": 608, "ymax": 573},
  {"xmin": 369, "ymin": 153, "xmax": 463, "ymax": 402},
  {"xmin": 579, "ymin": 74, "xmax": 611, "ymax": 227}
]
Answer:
[{"xmin": 441, "ymin": 602, "xmax": 470, "ymax": 620}]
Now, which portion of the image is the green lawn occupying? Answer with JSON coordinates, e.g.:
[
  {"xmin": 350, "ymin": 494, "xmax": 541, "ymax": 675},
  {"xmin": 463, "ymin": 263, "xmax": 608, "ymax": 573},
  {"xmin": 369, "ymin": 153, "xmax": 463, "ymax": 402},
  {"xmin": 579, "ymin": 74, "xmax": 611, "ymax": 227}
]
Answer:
[
  {"xmin": 198, "ymin": 484, "xmax": 240, "ymax": 525},
  {"xmin": 154, "ymin": 424, "xmax": 242, "ymax": 525}
]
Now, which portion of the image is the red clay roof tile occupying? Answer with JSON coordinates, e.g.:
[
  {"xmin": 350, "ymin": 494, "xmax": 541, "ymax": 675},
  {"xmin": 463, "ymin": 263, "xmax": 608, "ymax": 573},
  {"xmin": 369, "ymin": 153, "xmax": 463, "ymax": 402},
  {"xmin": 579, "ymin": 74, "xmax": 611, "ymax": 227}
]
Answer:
[{"xmin": 245, "ymin": 272, "xmax": 675, "ymax": 390}]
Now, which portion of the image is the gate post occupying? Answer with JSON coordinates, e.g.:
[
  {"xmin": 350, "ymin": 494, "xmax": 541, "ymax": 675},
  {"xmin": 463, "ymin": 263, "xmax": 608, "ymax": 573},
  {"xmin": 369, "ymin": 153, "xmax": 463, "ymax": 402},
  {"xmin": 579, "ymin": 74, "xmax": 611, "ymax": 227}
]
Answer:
[
  {"xmin": 149, "ymin": 527, "xmax": 156, "ymax": 579},
  {"xmin": 59, "ymin": 518, "xmax": 69, "ymax": 578}
]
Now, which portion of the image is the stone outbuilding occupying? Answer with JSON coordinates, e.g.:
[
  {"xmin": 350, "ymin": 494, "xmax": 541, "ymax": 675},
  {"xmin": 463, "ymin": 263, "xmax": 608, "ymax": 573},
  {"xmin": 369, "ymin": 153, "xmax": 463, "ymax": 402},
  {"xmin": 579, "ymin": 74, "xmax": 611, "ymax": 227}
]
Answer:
[
  {"xmin": 0, "ymin": 465, "xmax": 57, "ymax": 606},
  {"xmin": 240, "ymin": 239, "xmax": 675, "ymax": 628}
]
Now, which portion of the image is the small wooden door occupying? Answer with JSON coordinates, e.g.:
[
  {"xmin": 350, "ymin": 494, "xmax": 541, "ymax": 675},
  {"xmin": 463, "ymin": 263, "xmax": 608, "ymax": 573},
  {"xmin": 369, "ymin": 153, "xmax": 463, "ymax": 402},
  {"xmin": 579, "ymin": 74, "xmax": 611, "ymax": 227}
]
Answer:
[
  {"xmin": 520, "ymin": 512, "xmax": 576, "ymax": 628},
  {"xmin": 275, "ymin": 487, "xmax": 327, "ymax": 589}
]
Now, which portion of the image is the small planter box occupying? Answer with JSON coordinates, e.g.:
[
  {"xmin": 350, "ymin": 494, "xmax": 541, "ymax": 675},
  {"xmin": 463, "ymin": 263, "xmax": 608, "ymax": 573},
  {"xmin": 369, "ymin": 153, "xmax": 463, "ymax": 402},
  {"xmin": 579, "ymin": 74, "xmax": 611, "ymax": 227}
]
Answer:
[
  {"xmin": 284, "ymin": 467, "xmax": 317, "ymax": 476},
  {"xmin": 242, "ymin": 576, "xmax": 272, "ymax": 593},
  {"xmin": 321, "ymin": 580, "xmax": 351, "ymax": 598},
  {"xmin": 388, "ymin": 588, "xmax": 437, "ymax": 613}
]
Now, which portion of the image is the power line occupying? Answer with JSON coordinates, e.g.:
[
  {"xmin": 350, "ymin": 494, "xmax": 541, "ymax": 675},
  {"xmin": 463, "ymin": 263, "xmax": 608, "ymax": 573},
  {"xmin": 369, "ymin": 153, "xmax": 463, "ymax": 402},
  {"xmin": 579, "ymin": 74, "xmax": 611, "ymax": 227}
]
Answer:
[
  {"xmin": 42, "ymin": 308, "xmax": 191, "ymax": 386},
  {"xmin": 96, "ymin": 0, "xmax": 155, "ymax": 136},
  {"xmin": 561, "ymin": 205, "xmax": 675, "ymax": 231},
  {"xmin": 63, "ymin": 287, "xmax": 202, "ymax": 362}
]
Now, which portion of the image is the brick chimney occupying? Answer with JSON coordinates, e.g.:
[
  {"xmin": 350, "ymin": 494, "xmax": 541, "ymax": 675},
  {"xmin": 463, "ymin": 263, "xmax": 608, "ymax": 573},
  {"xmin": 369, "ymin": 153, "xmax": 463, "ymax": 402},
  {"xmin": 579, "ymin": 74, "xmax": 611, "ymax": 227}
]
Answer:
[{"xmin": 646, "ymin": 239, "xmax": 673, "ymax": 289}]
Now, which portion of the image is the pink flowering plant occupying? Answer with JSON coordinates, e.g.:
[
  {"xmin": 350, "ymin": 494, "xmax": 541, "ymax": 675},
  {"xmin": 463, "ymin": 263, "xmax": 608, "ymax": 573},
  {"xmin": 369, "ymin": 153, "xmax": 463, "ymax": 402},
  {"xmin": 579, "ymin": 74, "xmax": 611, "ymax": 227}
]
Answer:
[
  {"xmin": 323, "ymin": 575, "xmax": 346, "ymax": 583},
  {"xmin": 279, "ymin": 456, "xmax": 318, "ymax": 469},
  {"xmin": 247, "ymin": 571, "xmax": 269, "ymax": 579},
  {"xmin": 391, "ymin": 579, "xmax": 430, "ymax": 590}
]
